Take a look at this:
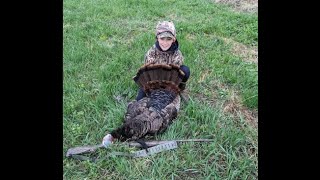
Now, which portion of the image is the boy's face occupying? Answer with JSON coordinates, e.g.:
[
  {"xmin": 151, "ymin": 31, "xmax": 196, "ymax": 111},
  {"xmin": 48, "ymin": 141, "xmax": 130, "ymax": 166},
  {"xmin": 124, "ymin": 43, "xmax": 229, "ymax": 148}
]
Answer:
[{"xmin": 158, "ymin": 37, "xmax": 174, "ymax": 51}]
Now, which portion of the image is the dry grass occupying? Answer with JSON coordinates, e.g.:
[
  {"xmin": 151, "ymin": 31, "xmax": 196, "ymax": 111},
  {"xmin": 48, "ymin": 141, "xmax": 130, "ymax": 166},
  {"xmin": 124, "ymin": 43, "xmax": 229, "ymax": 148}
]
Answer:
[
  {"xmin": 223, "ymin": 37, "xmax": 258, "ymax": 63},
  {"xmin": 192, "ymin": 78, "xmax": 258, "ymax": 128},
  {"xmin": 214, "ymin": 0, "xmax": 258, "ymax": 13},
  {"xmin": 223, "ymin": 92, "xmax": 258, "ymax": 128},
  {"xmin": 202, "ymin": 33, "xmax": 258, "ymax": 64}
]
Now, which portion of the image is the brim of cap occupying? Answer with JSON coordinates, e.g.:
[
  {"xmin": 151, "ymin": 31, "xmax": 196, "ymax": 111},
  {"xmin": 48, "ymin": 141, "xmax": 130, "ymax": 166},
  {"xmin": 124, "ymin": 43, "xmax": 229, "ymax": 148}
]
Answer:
[{"xmin": 157, "ymin": 32, "xmax": 174, "ymax": 38}]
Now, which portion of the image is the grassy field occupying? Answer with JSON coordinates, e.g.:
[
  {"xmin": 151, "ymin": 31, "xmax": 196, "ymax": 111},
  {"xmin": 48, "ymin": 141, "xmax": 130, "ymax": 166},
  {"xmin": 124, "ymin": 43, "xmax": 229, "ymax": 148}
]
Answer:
[{"xmin": 63, "ymin": 0, "xmax": 258, "ymax": 179}]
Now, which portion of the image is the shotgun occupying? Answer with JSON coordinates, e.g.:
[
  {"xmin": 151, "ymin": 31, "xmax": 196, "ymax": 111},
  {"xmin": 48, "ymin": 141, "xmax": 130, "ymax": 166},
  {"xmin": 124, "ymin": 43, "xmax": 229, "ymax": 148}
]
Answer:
[{"xmin": 66, "ymin": 139, "xmax": 214, "ymax": 157}]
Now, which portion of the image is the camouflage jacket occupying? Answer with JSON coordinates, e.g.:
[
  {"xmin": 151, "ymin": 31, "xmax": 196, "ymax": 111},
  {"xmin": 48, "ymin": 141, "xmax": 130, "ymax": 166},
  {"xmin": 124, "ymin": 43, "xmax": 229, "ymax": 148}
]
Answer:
[{"xmin": 144, "ymin": 43, "xmax": 184, "ymax": 66}]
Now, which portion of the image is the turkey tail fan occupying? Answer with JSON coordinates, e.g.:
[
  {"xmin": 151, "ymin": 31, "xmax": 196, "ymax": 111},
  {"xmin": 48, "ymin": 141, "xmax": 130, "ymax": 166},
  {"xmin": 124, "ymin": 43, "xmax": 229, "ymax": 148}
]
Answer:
[
  {"xmin": 133, "ymin": 64, "xmax": 185, "ymax": 94},
  {"xmin": 170, "ymin": 64, "xmax": 185, "ymax": 85},
  {"xmin": 104, "ymin": 64, "xmax": 185, "ymax": 143}
]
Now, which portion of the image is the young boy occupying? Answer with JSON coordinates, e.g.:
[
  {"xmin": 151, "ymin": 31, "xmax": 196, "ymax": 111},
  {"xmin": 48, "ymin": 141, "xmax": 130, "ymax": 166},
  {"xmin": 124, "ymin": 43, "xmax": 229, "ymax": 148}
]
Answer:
[{"xmin": 136, "ymin": 21, "xmax": 190, "ymax": 101}]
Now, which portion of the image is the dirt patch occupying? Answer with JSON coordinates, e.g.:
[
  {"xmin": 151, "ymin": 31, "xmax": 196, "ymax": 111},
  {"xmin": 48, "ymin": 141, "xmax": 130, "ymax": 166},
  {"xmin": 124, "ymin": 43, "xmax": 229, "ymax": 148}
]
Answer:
[
  {"xmin": 192, "ymin": 79, "xmax": 258, "ymax": 128},
  {"xmin": 192, "ymin": 93, "xmax": 258, "ymax": 129},
  {"xmin": 222, "ymin": 37, "xmax": 258, "ymax": 63},
  {"xmin": 223, "ymin": 92, "xmax": 258, "ymax": 128},
  {"xmin": 214, "ymin": 0, "xmax": 258, "ymax": 14},
  {"xmin": 203, "ymin": 33, "xmax": 258, "ymax": 64},
  {"xmin": 231, "ymin": 41, "xmax": 258, "ymax": 63}
]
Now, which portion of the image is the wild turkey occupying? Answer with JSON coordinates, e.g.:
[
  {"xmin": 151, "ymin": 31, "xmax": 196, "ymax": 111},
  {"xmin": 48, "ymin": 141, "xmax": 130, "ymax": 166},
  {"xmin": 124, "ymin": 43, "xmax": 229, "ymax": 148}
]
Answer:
[{"xmin": 102, "ymin": 63, "xmax": 186, "ymax": 147}]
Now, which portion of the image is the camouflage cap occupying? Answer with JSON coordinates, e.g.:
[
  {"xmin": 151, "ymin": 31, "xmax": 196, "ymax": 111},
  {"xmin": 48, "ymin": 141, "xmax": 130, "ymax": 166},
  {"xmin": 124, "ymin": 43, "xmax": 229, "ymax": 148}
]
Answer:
[{"xmin": 156, "ymin": 21, "xmax": 176, "ymax": 38}]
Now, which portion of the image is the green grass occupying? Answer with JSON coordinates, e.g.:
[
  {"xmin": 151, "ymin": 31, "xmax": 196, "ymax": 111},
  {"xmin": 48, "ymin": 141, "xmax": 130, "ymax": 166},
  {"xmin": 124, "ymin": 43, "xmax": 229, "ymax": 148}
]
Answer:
[{"xmin": 64, "ymin": 0, "xmax": 258, "ymax": 179}]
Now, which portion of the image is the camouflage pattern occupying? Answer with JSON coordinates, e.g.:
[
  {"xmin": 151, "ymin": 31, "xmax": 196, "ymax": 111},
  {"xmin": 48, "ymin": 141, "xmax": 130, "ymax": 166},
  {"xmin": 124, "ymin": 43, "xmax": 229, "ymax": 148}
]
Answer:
[
  {"xmin": 144, "ymin": 44, "xmax": 184, "ymax": 66},
  {"xmin": 158, "ymin": 32, "xmax": 174, "ymax": 38},
  {"xmin": 156, "ymin": 21, "xmax": 176, "ymax": 38}
]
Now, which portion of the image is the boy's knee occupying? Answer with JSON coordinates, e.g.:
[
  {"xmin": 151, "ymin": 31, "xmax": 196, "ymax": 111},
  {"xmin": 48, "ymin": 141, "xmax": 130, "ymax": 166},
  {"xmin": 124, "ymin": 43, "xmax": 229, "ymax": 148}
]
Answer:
[{"xmin": 180, "ymin": 65, "xmax": 190, "ymax": 81}]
